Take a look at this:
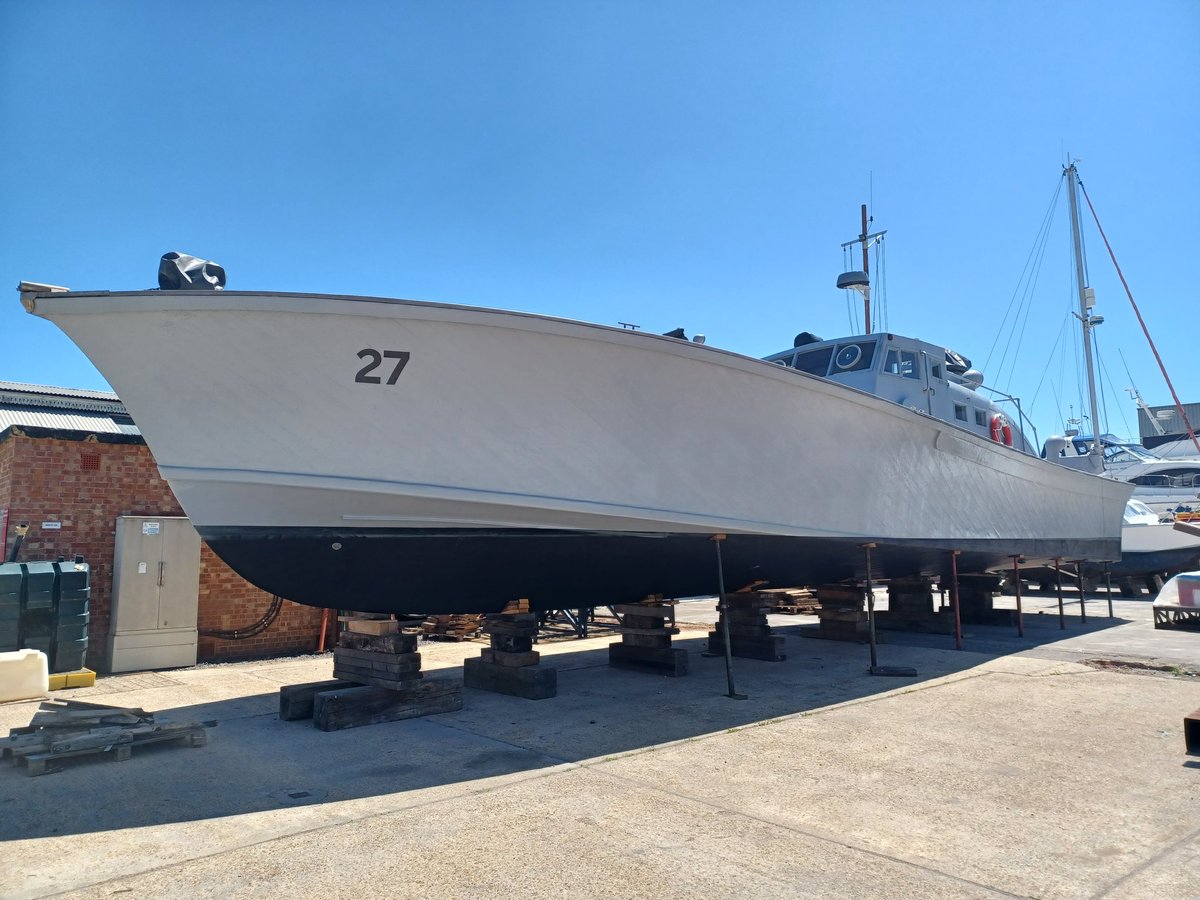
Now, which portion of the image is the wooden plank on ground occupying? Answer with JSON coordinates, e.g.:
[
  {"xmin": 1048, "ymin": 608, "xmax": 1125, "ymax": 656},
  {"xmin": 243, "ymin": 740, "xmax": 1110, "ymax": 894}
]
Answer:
[
  {"xmin": 280, "ymin": 679, "xmax": 357, "ymax": 721},
  {"xmin": 313, "ymin": 680, "xmax": 463, "ymax": 731}
]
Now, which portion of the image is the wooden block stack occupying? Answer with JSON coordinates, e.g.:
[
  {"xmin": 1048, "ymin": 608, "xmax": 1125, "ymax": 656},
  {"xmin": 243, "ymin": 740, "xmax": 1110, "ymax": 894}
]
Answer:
[
  {"xmin": 3, "ymin": 699, "xmax": 207, "ymax": 776},
  {"xmin": 955, "ymin": 574, "xmax": 1009, "ymax": 624},
  {"xmin": 708, "ymin": 593, "xmax": 786, "ymax": 661},
  {"xmin": 810, "ymin": 584, "xmax": 871, "ymax": 642},
  {"xmin": 609, "ymin": 595, "xmax": 688, "ymax": 676},
  {"xmin": 421, "ymin": 614, "xmax": 483, "ymax": 641},
  {"xmin": 281, "ymin": 615, "xmax": 464, "ymax": 732},
  {"xmin": 333, "ymin": 626, "xmax": 423, "ymax": 689},
  {"xmin": 876, "ymin": 578, "xmax": 954, "ymax": 634},
  {"xmin": 463, "ymin": 603, "xmax": 557, "ymax": 700}
]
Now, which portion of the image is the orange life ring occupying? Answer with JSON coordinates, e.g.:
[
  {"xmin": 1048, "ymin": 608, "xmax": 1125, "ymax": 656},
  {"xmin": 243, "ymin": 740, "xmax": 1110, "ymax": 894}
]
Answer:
[{"xmin": 989, "ymin": 414, "xmax": 1013, "ymax": 447}]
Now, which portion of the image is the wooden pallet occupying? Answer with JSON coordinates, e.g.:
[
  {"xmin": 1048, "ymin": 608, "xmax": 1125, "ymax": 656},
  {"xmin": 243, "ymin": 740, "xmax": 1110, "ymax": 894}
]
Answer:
[
  {"xmin": 762, "ymin": 588, "xmax": 821, "ymax": 615},
  {"xmin": 4, "ymin": 699, "xmax": 207, "ymax": 776},
  {"xmin": 421, "ymin": 614, "xmax": 482, "ymax": 641}
]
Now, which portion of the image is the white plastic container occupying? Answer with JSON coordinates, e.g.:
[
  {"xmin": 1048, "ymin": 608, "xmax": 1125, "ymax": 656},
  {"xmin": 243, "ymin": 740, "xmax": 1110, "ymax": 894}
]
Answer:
[{"xmin": 0, "ymin": 649, "xmax": 50, "ymax": 703}]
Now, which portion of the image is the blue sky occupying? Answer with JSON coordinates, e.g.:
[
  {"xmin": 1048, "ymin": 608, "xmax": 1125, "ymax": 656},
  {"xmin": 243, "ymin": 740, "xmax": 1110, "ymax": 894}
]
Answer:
[{"xmin": 2, "ymin": 1, "xmax": 1197, "ymax": 444}]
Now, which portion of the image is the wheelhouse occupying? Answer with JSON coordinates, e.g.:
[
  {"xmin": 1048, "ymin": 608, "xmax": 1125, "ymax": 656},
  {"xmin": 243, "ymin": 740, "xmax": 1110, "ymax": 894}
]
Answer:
[{"xmin": 763, "ymin": 332, "xmax": 1033, "ymax": 454}]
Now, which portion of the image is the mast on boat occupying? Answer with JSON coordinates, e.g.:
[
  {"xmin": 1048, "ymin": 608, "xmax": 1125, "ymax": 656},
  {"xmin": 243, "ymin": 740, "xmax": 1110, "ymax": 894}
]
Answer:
[
  {"xmin": 838, "ymin": 204, "xmax": 886, "ymax": 334},
  {"xmin": 1065, "ymin": 161, "xmax": 1105, "ymax": 473}
]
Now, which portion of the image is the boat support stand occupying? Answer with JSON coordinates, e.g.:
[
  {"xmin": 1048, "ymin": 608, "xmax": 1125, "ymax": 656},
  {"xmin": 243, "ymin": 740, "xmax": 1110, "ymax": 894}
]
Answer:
[
  {"xmin": 863, "ymin": 542, "xmax": 917, "ymax": 678},
  {"xmin": 1054, "ymin": 558, "xmax": 1066, "ymax": 630},
  {"xmin": 1010, "ymin": 556, "xmax": 1026, "ymax": 637},
  {"xmin": 711, "ymin": 534, "xmax": 747, "ymax": 700},
  {"xmin": 1073, "ymin": 560, "xmax": 1089, "ymax": 622},
  {"xmin": 949, "ymin": 549, "xmax": 963, "ymax": 651}
]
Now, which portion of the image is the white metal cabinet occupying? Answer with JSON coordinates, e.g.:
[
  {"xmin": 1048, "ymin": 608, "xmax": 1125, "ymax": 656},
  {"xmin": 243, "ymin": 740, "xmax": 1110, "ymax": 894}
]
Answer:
[{"xmin": 107, "ymin": 516, "xmax": 200, "ymax": 672}]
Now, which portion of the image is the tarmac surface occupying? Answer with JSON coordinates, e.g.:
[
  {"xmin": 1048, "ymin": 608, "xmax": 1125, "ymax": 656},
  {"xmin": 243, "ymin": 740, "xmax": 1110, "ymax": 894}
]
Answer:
[{"xmin": 2, "ymin": 588, "xmax": 1198, "ymax": 898}]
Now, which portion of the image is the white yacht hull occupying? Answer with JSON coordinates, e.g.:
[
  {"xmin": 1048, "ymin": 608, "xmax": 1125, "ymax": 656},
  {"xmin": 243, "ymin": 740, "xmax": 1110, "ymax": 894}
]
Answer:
[{"xmin": 25, "ymin": 289, "xmax": 1132, "ymax": 613}]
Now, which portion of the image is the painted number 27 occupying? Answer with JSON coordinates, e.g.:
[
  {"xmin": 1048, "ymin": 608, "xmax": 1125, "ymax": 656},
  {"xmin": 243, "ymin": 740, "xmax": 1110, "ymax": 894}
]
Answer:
[{"xmin": 355, "ymin": 349, "xmax": 411, "ymax": 385}]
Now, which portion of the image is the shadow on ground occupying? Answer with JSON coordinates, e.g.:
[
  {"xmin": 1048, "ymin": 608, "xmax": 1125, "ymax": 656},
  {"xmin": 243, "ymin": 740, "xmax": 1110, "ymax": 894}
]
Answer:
[{"xmin": 0, "ymin": 602, "xmax": 1138, "ymax": 842}]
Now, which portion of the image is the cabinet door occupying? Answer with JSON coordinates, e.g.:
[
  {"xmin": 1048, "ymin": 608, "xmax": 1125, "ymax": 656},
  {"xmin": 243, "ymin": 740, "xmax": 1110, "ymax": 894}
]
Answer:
[
  {"xmin": 111, "ymin": 518, "xmax": 165, "ymax": 633},
  {"xmin": 158, "ymin": 519, "xmax": 201, "ymax": 630}
]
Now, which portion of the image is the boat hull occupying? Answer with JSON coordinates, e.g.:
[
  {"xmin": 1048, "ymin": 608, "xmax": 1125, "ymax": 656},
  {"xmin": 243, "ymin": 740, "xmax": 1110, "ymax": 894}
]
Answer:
[
  {"xmin": 26, "ymin": 289, "xmax": 1132, "ymax": 615},
  {"xmin": 202, "ymin": 525, "xmax": 1125, "ymax": 615}
]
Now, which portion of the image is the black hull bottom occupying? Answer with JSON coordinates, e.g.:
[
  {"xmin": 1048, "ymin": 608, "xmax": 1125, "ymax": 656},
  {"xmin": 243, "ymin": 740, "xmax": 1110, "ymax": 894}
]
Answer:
[
  {"xmin": 1079, "ymin": 547, "xmax": 1200, "ymax": 580},
  {"xmin": 200, "ymin": 527, "xmax": 1119, "ymax": 616}
]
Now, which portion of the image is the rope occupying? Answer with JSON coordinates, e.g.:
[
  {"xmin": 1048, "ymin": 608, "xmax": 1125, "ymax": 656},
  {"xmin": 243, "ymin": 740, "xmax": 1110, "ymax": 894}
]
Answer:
[
  {"xmin": 1094, "ymin": 332, "xmax": 1133, "ymax": 440},
  {"xmin": 984, "ymin": 176, "xmax": 1063, "ymax": 390},
  {"xmin": 1078, "ymin": 179, "xmax": 1200, "ymax": 456}
]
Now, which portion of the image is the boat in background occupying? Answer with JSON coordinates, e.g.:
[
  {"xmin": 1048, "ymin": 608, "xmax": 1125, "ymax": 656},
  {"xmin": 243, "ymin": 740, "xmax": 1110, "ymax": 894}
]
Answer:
[
  {"xmin": 1045, "ymin": 433, "xmax": 1200, "ymax": 518},
  {"xmin": 1045, "ymin": 161, "xmax": 1200, "ymax": 517},
  {"xmin": 19, "ymin": 225, "xmax": 1129, "ymax": 615}
]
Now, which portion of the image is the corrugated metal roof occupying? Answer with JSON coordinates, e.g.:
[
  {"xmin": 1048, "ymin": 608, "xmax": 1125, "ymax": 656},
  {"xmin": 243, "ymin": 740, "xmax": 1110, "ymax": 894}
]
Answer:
[
  {"xmin": 0, "ymin": 380, "xmax": 139, "ymax": 436},
  {"xmin": 0, "ymin": 381, "xmax": 129, "ymax": 416},
  {"xmin": 0, "ymin": 407, "xmax": 140, "ymax": 435},
  {"xmin": 0, "ymin": 380, "xmax": 119, "ymax": 402}
]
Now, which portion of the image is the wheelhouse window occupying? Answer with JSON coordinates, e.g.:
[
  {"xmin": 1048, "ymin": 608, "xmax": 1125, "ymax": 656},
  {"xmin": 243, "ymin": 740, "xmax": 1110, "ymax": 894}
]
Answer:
[
  {"xmin": 975, "ymin": 409, "xmax": 987, "ymax": 427},
  {"xmin": 954, "ymin": 403, "xmax": 968, "ymax": 422},
  {"xmin": 1130, "ymin": 469, "xmax": 1200, "ymax": 488},
  {"xmin": 830, "ymin": 341, "xmax": 876, "ymax": 373},
  {"xmin": 793, "ymin": 346, "xmax": 834, "ymax": 376},
  {"xmin": 883, "ymin": 348, "xmax": 920, "ymax": 379}
]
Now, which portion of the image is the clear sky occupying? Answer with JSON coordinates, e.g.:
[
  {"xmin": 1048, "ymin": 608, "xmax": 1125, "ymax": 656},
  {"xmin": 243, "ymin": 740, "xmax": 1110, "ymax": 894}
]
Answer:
[{"xmin": 2, "ymin": 1, "xmax": 1197, "ymax": 445}]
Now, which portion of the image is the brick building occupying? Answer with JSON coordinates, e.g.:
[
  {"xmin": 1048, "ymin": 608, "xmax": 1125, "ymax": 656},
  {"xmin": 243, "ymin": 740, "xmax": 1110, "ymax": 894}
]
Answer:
[{"xmin": 0, "ymin": 381, "xmax": 326, "ymax": 670}]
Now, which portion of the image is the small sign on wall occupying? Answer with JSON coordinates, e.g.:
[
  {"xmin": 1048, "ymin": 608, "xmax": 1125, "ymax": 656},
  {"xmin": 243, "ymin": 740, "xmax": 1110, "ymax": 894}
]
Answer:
[
  {"xmin": 41, "ymin": 522, "xmax": 62, "ymax": 531},
  {"xmin": 142, "ymin": 522, "xmax": 161, "ymax": 536}
]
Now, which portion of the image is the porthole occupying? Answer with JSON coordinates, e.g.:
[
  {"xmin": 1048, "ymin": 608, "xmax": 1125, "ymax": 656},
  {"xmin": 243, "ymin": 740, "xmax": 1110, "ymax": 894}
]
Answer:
[{"xmin": 834, "ymin": 344, "xmax": 863, "ymax": 370}]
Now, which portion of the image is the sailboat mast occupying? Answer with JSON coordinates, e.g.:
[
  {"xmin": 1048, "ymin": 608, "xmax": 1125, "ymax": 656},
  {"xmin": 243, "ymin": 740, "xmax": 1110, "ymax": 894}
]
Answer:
[
  {"xmin": 860, "ymin": 204, "xmax": 871, "ymax": 334},
  {"xmin": 1065, "ymin": 162, "xmax": 1104, "ymax": 467}
]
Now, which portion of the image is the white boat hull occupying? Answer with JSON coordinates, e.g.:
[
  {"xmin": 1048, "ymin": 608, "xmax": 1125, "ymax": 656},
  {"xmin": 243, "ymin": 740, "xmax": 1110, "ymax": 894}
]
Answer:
[{"xmin": 26, "ymin": 289, "xmax": 1132, "ymax": 613}]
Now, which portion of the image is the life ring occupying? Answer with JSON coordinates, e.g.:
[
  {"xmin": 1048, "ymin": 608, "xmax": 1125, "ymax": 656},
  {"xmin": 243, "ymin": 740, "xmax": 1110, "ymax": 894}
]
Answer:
[{"xmin": 989, "ymin": 414, "xmax": 1013, "ymax": 447}]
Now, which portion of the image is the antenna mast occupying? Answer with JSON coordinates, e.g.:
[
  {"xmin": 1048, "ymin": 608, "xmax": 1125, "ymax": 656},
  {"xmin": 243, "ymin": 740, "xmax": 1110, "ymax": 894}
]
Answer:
[
  {"xmin": 838, "ymin": 203, "xmax": 886, "ymax": 335},
  {"xmin": 859, "ymin": 205, "xmax": 871, "ymax": 333}
]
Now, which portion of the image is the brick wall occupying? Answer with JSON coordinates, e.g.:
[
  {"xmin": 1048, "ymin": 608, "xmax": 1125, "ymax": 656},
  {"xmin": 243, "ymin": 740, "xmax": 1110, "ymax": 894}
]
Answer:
[
  {"xmin": 197, "ymin": 544, "xmax": 327, "ymax": 662},
  {"xmin": 0, "ymin": 429, "xmax": 326, "ymax": 668},
  {"xmin": 0, "ymin": 439, "xmax": 12, "ymax": 546}
]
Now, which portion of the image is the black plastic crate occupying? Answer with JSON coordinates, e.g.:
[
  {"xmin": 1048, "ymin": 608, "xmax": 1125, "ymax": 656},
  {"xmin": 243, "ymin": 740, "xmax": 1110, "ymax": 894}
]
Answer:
[
  {"xmin": 53, "ymin": 638, "xmax": 88, "ymax": 672},
  {"xmin": 55, "ymin": 561, "xmax": 90, "ymax": 602},
  {"xmin": 56, "ymin": 598, "xmax": 90, "ymax": 619},
  {"xmin": 56, "ymin": 615, "xmax": 88, "ymax": 642},
  {"xmin": 0, "ymin": 562, "xmax": 21, "ymax": 603},
  {"xmin": 22, "ymin": 562, "xmax": 57, "ymax": 611}
]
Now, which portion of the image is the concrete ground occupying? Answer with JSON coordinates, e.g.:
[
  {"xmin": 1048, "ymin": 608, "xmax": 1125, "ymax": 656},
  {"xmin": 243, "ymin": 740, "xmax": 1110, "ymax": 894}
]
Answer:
[{"xmin": 2, "ymin": 590, "xmax": 1198, "ymax": 899}]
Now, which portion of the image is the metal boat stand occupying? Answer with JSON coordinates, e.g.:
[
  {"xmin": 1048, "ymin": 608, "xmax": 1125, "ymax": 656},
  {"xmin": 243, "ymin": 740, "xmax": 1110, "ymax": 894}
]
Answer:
[
  {"xmin": 538, "ymin": 606, "xmax": 625, "ymax": 639},
  {"xmin": 1054, "ymin": 558, "xmax": 1066, "ymax": 630},
  {"xmin": 862, "ymin": 543, "xmax": 917, "ymax": 678},
  {"xmin": 1072, "ymin": 560, "xmax": 1089, "ymax": 622},
  {"xmin": 949, "ymin": 549, "xmax": 963, "ymax": 651},
  {"xmin": 1010, "ymin": 556, "xmax": 1026, "ymax": 637},
  {"xmin": 710, "ymin": 534, "xmax": 747, "ymax": 699}
]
